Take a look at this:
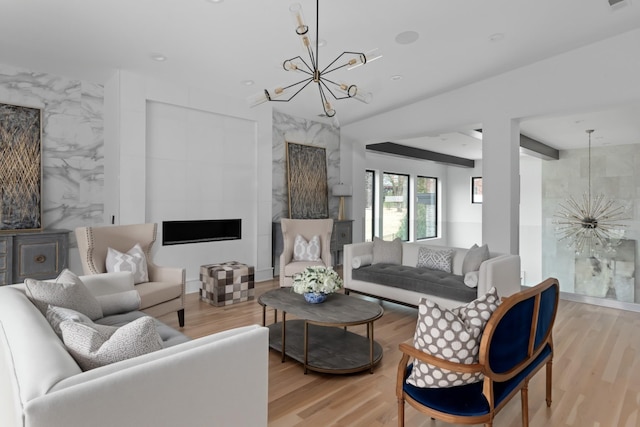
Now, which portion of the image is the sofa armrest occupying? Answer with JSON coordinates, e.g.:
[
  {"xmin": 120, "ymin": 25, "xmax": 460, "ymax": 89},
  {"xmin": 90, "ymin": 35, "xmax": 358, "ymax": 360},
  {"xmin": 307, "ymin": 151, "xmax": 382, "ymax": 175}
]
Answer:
[
  {"xmin": 343, "ymin": 242, "xmax": 374, "ymax": 286},
  {"xmin": 31, "ymin": 325, "xmax": 269, "ymax": 427},
  {"xmin": 478, "ymin": 254, "xmax": 521, "ymax": 298}
]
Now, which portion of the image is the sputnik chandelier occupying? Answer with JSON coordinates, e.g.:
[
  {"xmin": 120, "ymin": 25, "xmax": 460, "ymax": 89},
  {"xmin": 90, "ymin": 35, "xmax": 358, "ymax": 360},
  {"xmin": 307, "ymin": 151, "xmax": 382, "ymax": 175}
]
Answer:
[
  {"xmin": 249, "ymin": 0, "xmax": 380, "ymax": 118},
  {"xmin": 554, "ymin": 129, "xmax": 629, "ymax": 254}
]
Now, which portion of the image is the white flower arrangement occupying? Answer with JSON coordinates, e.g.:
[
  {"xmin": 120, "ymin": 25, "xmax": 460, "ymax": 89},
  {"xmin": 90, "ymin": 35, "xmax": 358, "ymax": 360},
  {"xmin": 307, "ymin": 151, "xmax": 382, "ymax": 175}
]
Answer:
[{"xmin": 291, "ymin": 266, "xmax": 344, "ymax": 295}]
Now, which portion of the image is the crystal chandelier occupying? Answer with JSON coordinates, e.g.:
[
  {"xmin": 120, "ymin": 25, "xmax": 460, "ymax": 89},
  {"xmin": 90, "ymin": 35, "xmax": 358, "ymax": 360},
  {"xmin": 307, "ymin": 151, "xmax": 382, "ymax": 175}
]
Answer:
[
  {"xmin": 249, "ymin": 0, "xmax": 380, "ymax": 118},
  {"xmin": 554, "ymin": 129, "xmax": 629, "ymax": 254}
]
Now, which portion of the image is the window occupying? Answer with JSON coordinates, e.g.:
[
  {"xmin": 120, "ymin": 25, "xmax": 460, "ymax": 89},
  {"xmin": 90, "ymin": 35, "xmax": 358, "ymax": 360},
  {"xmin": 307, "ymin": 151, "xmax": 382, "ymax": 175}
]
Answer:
[
  {"xmin": 365, "ymin": 170, "xmax": 375, "ymax": 242},
  {"xmin": 416, "ymin": 176, "xmax": 437, "ymax": 239},
  {"xmin": 382, "ymin": 173, "xmax": 409, "ymax": 241}
]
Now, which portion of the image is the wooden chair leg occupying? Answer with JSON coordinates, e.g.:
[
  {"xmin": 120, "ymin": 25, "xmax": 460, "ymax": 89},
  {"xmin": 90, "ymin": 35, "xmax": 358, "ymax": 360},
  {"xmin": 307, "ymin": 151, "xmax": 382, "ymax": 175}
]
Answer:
[
  {"xmin": 178, "ymin": 309, "xmax": 185, "ymax": 327},
  {"xmin": 546, "ymin": 360, "xmax": 553, "ymax": 407},
  {"xmin": 397, "ymin": 398, "xmax": 405, "ymax": 427},
  {"xmin": 521, "ymin": 381, "xmax": 529, "ymax": 427}
]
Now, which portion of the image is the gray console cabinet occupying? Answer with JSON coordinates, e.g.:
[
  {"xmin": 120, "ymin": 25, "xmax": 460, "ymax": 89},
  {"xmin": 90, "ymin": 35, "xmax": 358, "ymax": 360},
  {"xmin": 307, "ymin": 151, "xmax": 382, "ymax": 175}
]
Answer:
[
  {"xmin": 272, "ymin": 220, "xmax": 353, "ymax": 276},
  {"xmin": 0, "ymin": 229, "xmax": 69, "ymax": 286}
]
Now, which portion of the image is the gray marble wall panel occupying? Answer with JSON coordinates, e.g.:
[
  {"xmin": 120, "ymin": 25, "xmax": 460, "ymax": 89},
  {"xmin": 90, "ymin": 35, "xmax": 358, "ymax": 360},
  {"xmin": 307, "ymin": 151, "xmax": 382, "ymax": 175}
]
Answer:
[
  {"xmin": 272, "ymin": 110, "xmax": 340, "ymax": 221},
  {"xmin": 542, "ymin": 144, "xmax": 640, "ymax": 303},
  {"xmin": 0, "ymin": 64, "xmax": 104, "ymax": 239}
]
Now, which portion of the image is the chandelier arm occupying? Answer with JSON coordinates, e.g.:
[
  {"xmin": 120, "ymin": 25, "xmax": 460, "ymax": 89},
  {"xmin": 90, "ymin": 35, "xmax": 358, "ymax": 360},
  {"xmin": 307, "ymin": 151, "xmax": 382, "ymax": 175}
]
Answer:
[
  {"xmin": 318, "ymin": 79, "xmax": 351, "ymax": 100},
  {"xmin": 320, "ymin": 51, "xmax": 366, "ymax": 75},
  {"xmin": 285, "ymin": 55, "xmax": 315, "ymax": 75},
  {"xmin": 267, "ymin": 78, "xmax": 315, "ymax": 102}
]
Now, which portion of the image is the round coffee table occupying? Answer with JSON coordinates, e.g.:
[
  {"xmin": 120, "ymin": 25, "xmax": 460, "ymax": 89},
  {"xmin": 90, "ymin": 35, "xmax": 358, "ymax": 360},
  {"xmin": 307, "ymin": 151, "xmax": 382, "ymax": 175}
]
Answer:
[{"xmin": 258, "ymin": 288, "xmax": 384, "ymax": 374}]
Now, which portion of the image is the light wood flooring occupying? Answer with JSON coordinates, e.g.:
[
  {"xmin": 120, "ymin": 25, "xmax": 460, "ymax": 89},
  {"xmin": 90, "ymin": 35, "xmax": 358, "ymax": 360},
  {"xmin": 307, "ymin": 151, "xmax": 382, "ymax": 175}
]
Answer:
[{"xmin": 157, "ymin": 279, "xmax": 640, "ymax": 427}]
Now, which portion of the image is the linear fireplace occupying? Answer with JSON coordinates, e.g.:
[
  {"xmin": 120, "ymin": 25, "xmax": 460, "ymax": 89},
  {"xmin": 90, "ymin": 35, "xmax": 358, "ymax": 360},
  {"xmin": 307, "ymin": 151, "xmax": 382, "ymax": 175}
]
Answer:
[{"xmin": 162, "ymin": 219, "xmax": 241, "ymax": 245}]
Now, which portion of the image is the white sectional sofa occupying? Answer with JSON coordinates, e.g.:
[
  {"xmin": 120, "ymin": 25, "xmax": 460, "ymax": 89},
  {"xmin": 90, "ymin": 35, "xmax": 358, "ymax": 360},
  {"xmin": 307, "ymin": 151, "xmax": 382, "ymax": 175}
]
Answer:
[
  {"xmin": 344, "ymin": 241, "xmax": 521, "ymax": 309},
  {"xmin": 0, "ymin": 272, "xmax": 269, "ymax": 427}
]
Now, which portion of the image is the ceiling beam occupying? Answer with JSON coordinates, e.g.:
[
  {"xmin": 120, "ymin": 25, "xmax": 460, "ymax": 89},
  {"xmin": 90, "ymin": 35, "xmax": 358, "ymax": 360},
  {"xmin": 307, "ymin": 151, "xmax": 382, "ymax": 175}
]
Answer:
[
  {"xmin": 366, "ymin": 142, "xmax": 475, "ymax": 168},
  {"xmin": 519, "ymin": 134, "xmax": 559, "ymax": 160}
]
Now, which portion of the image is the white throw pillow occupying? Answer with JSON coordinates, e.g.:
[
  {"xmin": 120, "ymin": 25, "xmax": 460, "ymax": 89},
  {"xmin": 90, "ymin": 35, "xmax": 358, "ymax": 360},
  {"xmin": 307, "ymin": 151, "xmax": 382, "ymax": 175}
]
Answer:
[
  {"xmin": 60, "ymin": 316, "xmax": 163, "ymax": 371},
  {"xmin": 352, "ymin": 254, "xmax": 373, "ymax": 269},
  {"xmin": 462, "ymin": 244, "xmax": 490, "ymax": 275},
  {"xmin": 106, "ymin": 243, "xmax": 149, "ymax": 284},
  {"xmin": 416, "ymin": 247, "xmax": 455, "ymax": 273},
  {"xmin": 96, "ymin": 290, "xmax": 141, "ymax": 316},
  {"xmin": 25, "ymin": 269, "xmax": 103, "ymax": 320},
  {"xmin": 372, "ymin": 237, "xmax": 402, "ymax": 265},
  {"xmin": 407, "ymin": 287, "xmax": 500, "ymax": 388},
  {"xmin": 293, "ymin": 234, "xmax": 321, "ymax": 261},
  {"xmin": 463, "ymin": 271, "xmax": 479, "ymax": 288}
]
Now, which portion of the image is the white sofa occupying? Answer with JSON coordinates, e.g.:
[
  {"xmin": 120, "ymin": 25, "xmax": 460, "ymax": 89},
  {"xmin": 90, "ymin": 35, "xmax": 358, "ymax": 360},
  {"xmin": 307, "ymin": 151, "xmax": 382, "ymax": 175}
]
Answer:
[
  {"xmin": 0, "ymin": 273, "xmax": 269, "ymax": 427},
  {"xmin": 344, "ymin": 241, "xmax": 521, "ymax": 309}
]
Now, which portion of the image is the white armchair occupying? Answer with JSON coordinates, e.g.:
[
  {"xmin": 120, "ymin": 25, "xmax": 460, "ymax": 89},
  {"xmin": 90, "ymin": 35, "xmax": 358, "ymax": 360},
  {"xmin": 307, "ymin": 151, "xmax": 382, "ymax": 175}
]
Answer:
[
  {"xmin": 279, "ymin": 218, "xmax": 333, "ymax": 287},
  {"xmin": 75, "ymin": 223, "xmax": 186, "ymax": 327}
]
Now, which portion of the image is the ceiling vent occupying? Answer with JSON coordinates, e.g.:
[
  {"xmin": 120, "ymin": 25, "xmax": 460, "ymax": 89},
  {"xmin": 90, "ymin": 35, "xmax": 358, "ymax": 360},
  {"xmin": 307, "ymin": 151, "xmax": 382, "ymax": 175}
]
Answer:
[{"xmin": 608, "ymin": 0, "xmax": 630, "ymax": 10}]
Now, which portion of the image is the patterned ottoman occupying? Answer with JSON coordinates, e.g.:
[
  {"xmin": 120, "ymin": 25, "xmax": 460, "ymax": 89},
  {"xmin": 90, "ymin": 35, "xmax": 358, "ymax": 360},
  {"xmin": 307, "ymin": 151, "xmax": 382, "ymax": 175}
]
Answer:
[{"xmin": 200, "ymin": 261, "xmax": 255, "ymax": 306}]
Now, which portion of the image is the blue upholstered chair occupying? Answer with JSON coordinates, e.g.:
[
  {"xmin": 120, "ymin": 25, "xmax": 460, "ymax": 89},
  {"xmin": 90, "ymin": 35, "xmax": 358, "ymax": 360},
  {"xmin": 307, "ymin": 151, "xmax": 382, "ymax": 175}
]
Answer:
[{"xmin": 397, "ymin": 278, "xmax": 560, "ymax": 427}]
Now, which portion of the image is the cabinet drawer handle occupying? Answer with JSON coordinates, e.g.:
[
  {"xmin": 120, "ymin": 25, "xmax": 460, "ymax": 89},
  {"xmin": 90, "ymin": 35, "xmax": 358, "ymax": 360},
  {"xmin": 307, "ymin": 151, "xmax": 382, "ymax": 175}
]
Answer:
[
  {"xmin": 341, "ymin": 233, "xmax": 346, "ymax": 238},
  {"xmin": 34, "ymin": 255, "xmax": 47, "ymax": 263}
]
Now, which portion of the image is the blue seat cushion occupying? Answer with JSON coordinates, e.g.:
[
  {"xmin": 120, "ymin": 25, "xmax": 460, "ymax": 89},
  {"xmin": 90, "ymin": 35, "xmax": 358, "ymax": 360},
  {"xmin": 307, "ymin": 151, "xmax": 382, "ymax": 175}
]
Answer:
[{"xmin": 403, "ymin": 344, "xmax": 552, "ymax": 417}]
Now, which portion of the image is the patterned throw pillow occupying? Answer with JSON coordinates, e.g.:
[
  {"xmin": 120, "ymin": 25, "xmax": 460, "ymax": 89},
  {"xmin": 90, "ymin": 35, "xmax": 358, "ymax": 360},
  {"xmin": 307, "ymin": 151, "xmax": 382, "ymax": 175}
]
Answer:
[
  {"xmin": 416, "ymin": 247, "xmax": 455, "ymax": 273},
  {"xmin": 46, "ymin": 305, "xmax": 94, "ymax": 337},
  {"xmin": 60, "ymin": 316, "xmax": 163, "ymax": 371},
  {"xmin": 407, "ymin": 287, "xmax": 500, "ymax": 388},
  {"xmin": 293, "ymin": 234, "xmax": 321, "ymax": 261},
  {"xmin": 25, "ymin": 269, "xmax": 104, "ymax": 320},
  {"xmin": 106, "ymin": 243, "xmax": 149, "ymax": 284},
  {"xmin": 372, "ymin": 237, "xmax": 402, "ymax": 265}
]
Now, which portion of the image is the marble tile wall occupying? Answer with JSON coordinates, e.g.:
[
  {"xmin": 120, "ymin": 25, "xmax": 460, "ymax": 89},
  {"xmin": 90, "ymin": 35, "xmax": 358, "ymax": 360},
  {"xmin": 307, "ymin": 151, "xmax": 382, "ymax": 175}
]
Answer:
[
  {"xmin": 0, "ymin": 64, "xmax": 104, "ymax": 236},
  {"xmin": 542, "ymin": 144, "xmax": 640, "ymax": 302},
  {"xmin": 272, "ymin": 110, "xmax": 340, "ymax": 221}
]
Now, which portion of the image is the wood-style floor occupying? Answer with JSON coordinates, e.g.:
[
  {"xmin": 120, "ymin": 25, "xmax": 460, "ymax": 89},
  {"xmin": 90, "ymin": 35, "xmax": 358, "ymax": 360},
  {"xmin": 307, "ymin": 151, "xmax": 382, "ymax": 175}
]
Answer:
[{"xmin": 157, "ymin": 278, "xmax": 640, "ymax": 427}]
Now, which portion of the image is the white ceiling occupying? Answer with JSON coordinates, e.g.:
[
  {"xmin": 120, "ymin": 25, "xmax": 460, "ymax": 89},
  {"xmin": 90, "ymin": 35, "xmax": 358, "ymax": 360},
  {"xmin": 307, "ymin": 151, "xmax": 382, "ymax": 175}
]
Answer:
[{"xmin": 2, "ymin": 0, "xmax": 639, "ymax": 157}]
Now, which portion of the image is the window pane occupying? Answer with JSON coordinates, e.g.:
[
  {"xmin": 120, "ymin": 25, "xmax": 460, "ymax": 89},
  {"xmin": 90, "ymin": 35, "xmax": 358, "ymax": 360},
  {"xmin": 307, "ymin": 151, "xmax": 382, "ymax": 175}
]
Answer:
[
  {"xmin": 382, "ymin": 173, "xmax": 409, "ymax": 241},
  {"xmin": 417, "ymin": 176, "xmax": 437, "ymax": 239},
  {"xmin": 365, "ymin": 170, "xmax": 374, "ymax": 242}
]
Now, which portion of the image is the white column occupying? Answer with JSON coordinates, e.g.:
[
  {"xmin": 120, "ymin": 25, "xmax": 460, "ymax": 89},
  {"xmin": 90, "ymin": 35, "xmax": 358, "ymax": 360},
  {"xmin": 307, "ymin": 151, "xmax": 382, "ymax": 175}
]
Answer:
[{"xmin": 481, "ymin": 118, "xmax": 520, "ymax": 255}]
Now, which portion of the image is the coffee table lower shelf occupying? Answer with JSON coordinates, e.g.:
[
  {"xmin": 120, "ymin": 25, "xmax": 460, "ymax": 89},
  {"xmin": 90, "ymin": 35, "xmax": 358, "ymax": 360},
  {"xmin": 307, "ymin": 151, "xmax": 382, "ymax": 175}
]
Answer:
[{"xmin": 266, "ymin": 319, "xmax": 383, "ymax": 374}]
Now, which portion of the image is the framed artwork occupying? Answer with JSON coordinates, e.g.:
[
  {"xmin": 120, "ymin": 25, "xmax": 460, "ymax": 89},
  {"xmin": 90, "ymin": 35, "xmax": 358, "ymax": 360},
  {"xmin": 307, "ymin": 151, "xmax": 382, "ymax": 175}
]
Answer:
[
  {"xmin": 286, "ymin": 141, "xmax": 329, "ymax": 219},
  {"xmin": 471, "ymin": 177, "xmax": 483, "ymax": 204},
  {"xmin": 574, "ymin": 239, "xmax": 635, "ymax": 303},
  {"xmin": 0, "ymin": 103, "xmax": 43, "ymax": 231}
]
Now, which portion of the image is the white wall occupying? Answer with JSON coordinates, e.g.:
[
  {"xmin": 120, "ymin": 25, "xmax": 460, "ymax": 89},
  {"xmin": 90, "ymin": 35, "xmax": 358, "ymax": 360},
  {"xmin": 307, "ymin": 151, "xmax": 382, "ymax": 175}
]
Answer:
[
  {"xmin": 145, "ymin": 101, "xmax": 258, "ymax": 292},
  {"xmin": 446, "ymin": 161, "xmax": 483, "ymax": 248},
  {"xmin": 104, "ymin": 70, "xmax": 273, "ymax": 290},
  {"xmin": 519, "ymin": 155, "xmax": 542, "ymax": 286}
]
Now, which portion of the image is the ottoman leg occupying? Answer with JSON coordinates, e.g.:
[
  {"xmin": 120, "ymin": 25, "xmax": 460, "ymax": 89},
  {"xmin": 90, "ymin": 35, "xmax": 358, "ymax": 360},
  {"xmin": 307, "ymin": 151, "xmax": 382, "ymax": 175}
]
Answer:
[{"xmin": 178, "ymin": 309, "xmax": 185, "ymax": 327}]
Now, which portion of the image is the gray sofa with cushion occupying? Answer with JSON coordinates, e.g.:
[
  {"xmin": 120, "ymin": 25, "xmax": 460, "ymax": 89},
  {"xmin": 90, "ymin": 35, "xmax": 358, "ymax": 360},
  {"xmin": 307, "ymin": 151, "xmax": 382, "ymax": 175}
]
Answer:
[
  {"xmin": 344, "ymin": 240, "xmax": 522, "ymax": 308},
  {"xmin": 0, "ymin": 271, "xmax": 268, "ymax": 427}
]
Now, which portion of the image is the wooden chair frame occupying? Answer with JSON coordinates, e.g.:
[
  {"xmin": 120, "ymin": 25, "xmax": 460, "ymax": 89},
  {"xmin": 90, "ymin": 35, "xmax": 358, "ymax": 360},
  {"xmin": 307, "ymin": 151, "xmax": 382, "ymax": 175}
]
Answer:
[{"xmin": 397, "ymin": 278, "xmax": 560, "ymax": 427}]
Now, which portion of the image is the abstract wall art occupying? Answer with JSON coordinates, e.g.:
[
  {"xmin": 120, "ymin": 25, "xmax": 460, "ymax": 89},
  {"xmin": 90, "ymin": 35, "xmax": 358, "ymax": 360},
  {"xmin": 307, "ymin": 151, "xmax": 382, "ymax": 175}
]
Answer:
[
  {"xmin": 0, "ymin": 103, "xmax": 42, "ymax": 231},
  {"xmin": 286, "ymin": 141, "xmax": 328, "ymax": 219}
]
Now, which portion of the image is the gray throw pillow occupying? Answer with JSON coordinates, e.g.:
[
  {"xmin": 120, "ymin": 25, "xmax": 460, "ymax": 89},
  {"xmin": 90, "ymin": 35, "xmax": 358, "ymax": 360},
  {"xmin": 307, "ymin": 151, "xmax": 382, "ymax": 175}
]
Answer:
[
  {"xmin": 96, "ymin": 290, "xmax": 141, "ymax": 316},
  {"xmin": 461, "ymin": 244, "xmax": 490, "ymax": 275},
  {"xmin": 60, "ymin": 316, "xmax": 163, "ymax": 371},
  {"xmin": 407, "ymin": 287, "xmax": 500, "ymax": 388},
  {"xmin": 46, "ymin": 305, "xmax": 94, "ymax": 337},
  {"xmin": 372, "ymin": 237, "xmax": 402, "ymax": 265},
  {"xmin": 416, "ymin": 247, "xmax": 455, "ymax": 273},
  {"xmin": 25, "ymin": 269, "xmax": 103, "ymax": 320}
]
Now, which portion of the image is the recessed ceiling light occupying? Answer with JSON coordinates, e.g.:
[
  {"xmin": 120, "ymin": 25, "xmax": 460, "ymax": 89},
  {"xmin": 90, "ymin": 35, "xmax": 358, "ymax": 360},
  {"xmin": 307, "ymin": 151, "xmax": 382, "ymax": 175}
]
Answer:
[
  {"xmin": 150, "ymin": 53, "xmax": 167, "ymax": 62},
  {"xmin": 488, "ymin": 33, "xmax": 505, "ymax": 42},
  {"xmin": 395, "ymin": 31, "xmax": 419, "ymax": 45},
  {"xmin": 390, "ymin": 75, "xmax": 403, "ymax": 81},
  {"xmin": 206, "ymin": 0, "xmax": 224, "ymax": 3},
  {"xmin": 241, "ymin": 80, "xmax": 254, "ymax": 86}
]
